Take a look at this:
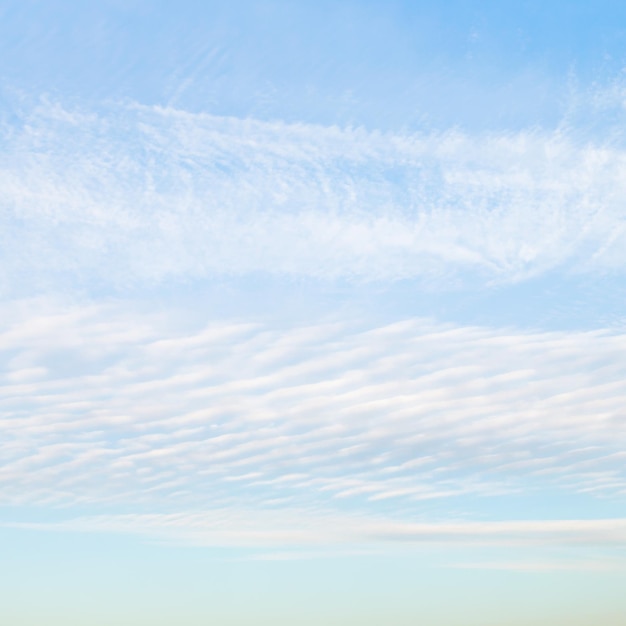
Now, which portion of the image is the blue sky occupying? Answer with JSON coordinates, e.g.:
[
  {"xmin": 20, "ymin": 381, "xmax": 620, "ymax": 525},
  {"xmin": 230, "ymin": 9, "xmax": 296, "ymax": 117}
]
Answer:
[{"xmin": 1, "ymin": 1, "xmax": 626, "ymax": 624}]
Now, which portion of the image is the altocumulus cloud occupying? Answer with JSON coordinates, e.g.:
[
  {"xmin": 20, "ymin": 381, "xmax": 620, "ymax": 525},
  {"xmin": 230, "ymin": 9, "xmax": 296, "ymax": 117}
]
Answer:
[{"xmin": 1, "ymin": 299, "xmax": 625, "ymax": 548}]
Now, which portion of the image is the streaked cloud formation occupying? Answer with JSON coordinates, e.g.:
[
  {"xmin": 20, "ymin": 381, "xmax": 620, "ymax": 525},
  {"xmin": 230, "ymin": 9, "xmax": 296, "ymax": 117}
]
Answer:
[
  {"xmin": 2, "ymin": 299, "xmax": 624, "ymax": 550},
  {"xmin": 10, "ymin": 513, "xmax": 626, "ymax": 550},
  {"xmin": 2, "ymin": 100, "xmax": 626, "ymax": 293}
]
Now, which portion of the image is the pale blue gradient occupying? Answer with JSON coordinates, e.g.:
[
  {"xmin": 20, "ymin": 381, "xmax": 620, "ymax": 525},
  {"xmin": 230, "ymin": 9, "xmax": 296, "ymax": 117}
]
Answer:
[
  {"xmin": 1, "ymin": 0, "xmax": 626, "ymax": 129},
  {"xmin": 2, "ymin": 526, "xmax": 626, "ymax": 626}
]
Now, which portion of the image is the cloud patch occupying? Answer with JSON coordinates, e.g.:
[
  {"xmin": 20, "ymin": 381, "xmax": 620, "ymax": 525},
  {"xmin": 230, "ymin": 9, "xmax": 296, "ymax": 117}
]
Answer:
[
  {"xmin": 2, "ymin": 100, "xmax": 626, "ymax": 292},
  {"xmin": 8, "ymin": 512, "xmax": 626, "ymax": 551},
  {"xmin": 1, "ymin": 300, "xmax": 625, "ymax": 535}
]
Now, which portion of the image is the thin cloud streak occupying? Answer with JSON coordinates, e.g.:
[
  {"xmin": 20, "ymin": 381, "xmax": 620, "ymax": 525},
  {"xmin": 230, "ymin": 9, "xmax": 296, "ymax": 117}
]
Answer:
[{"xmin": 7, "ymin": 512, "xmax": 626, "ymax": 549}]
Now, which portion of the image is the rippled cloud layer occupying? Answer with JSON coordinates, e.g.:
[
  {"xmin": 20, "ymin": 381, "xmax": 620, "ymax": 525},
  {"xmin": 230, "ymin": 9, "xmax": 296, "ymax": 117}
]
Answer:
[{"xmin": 2, "ymin": 300, "xmax": 625, "ymax": 549}]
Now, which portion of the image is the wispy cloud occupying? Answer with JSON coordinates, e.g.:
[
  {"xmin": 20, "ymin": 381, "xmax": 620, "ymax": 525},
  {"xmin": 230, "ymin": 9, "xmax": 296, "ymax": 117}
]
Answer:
[
  {"xmin": 2, "ymin": 100, "xmax": 626, "ymax": 292},
  {"xmin": 8, "ymin": 512, "xmax": 626, "ymax": 550}
]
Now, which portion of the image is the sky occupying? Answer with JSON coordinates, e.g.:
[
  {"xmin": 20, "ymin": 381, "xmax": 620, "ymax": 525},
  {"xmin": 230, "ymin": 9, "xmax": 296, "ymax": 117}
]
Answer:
[{"xmin": 1, "ymin": 1, "xmax": 626, "ymax": 624}]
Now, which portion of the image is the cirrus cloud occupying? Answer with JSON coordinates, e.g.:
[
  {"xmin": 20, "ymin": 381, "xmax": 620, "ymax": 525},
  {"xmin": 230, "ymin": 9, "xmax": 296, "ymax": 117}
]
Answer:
[{"xmin": 1, "ymin": 100, "xmax": 626, "ymax": 292}]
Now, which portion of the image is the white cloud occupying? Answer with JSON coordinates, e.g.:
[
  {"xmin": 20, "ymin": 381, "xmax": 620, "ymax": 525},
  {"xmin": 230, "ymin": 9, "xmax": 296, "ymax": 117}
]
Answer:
[
  {"xmin": 1, "ymin": 299, "xmax": 625, "ymax": 531},
  {"xmin": 8, "ymin": 512, "xmax": 626, "ymax": 550},
  {"xmin": 1, "ymin": 100, "xmax": 626, "ymax": 291}
]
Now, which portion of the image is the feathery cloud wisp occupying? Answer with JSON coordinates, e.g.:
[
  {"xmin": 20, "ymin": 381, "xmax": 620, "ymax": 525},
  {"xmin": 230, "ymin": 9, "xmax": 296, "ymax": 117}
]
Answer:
[{"xmin": 2, "ymin": 101, "xmax": 626, "ymax": 292}]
